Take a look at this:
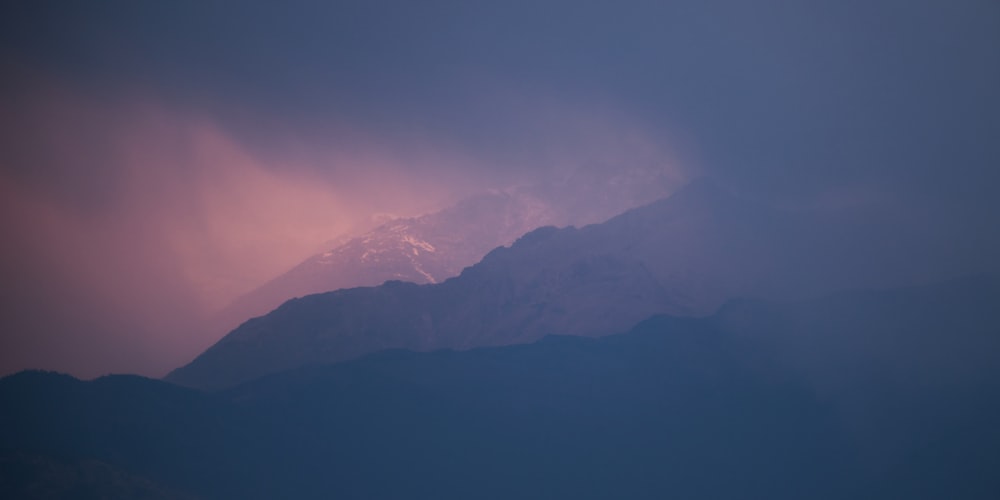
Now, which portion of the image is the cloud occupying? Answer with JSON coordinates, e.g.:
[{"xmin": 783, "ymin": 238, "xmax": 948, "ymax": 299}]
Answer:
[
  {"xmin": 2, "ymin": 77, "xmax": 350, "ymax": 307},
  {"xmin": 0, "ymin": 72, "xmax": 463, "ymax": 377},
  {"xmin": 0, "ymin": 67, "xmax": 689, "ymax": 378}
]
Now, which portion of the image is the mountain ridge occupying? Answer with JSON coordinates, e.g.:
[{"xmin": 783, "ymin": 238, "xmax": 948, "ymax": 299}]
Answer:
[
  {"xmin": 168, "ymin": 179, "xmax": 981, "ymax": 390},
  {"xmin": 6, "ymin": 275, "xmax": 1000, "ymax": 499},
  {"xmin": 206, "ymin": 166, "xmax": 680, "ymax": 341}
]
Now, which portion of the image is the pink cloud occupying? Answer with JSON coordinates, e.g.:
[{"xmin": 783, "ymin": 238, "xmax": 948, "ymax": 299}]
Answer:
[{"xmin": 0, "ymin": 69, "xmax": 690, "ymax": 378}]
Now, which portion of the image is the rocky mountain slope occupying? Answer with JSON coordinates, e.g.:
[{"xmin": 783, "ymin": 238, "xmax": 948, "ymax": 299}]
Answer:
[
  {"xmin": 168, "ymin": 180, "xmax": 968, "ymax": 389},
  {"xmin": 209, "ymin": 165, "xmax": 679, "ymax": 336}
]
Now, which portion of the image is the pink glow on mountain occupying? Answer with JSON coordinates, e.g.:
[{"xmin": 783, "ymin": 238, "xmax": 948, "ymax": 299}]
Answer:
[{"xmin": 0, "ymin": 69, "xmax": 687, "ymax": 378}]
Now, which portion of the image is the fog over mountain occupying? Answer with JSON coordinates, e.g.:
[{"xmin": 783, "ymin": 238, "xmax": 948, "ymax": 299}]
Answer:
[
  {"xmin": 0, "ymin": 71, "xmax": 682, "ymax": 378},
  {"xmin": 168, "ymin": 180, "xmax": 988, "ymax": 389},
  {"xmin": 210, "ymin": 163, "xmax": 681, "ymax": 337},
  {"xmin": 2, "ymin": 0, "xmax": 998, "ymax": 377},
  {"xmin": 1, "ymin": 2, "xmax": 998, "ymax": 497}
]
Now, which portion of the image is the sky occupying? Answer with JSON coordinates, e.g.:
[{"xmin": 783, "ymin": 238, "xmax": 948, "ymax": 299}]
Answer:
[{"xmin": 1, "ymin": 0, "xmax": 998, "ymax": 378}]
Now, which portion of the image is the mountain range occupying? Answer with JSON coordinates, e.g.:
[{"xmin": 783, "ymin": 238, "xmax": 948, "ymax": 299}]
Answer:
[
  {"xmin": 169, "ymin": 179, "xmax": 963, "ymax": 390},
  {"xmin": 4, "ymin": 275, "xmax": 998, "ymax": 499},
  {"xmin": 208, "ymin": 164, "xmax": 679, "ymax": 337}
]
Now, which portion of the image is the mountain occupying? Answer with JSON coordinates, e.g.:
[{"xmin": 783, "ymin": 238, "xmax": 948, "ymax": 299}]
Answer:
[
  {"xmin": 4, "ymin": 276, "xmax": 999, "ymax": 499},
  {"xmin": 0, "ymin": 453, "xmax": 198, "ymax": 500},
  {"xmin": 169, "ymin": 179, "xmax": 964, "ymax": 390},
  {"xmin": 714, "ymin": 273, "xmax": 1000, "ymax": 490},
  {"xmin": 209, "ymin": 164, "xmax": 679, "ymax": 337}
]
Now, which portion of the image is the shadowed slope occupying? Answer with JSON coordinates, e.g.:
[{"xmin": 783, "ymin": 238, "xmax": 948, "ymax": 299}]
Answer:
[
  {"xmin": 209, "ymin": 166, "xmax": 678, "ymax": 339},
  {"xmin": 5, "ymin": 276, "xmax": 1000, "ymax": 498},
  {"xmin": 169, "ymin": 180, "xmax": 977, "ymax": 390}
]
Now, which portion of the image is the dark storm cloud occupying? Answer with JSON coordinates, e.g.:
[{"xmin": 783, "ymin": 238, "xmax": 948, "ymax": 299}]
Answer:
[
  {"xmin": 4, "ymin": 0, "xmax": 997, "ymax": 206},
  {"xmin": 1, "ymin": 0, "xmax": 998, "ymax": 377}
]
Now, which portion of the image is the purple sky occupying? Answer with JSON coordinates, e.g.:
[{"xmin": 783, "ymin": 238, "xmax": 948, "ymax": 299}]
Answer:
[{"xmin": 1, "ymin": 0, "xmax": 998, "ymax": 378}]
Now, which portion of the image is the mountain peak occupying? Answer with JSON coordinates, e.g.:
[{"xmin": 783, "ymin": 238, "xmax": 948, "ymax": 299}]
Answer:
[
  {"xmin": 511, "ymin": 225, "xmax": 562, "ymax": 247},
  {"xmin": 167, "ymin": 175, "xmax": 981, "ymax": 390}
]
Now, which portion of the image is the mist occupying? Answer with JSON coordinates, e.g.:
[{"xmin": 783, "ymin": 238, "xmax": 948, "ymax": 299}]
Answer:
[
  {"xmin": 3, "ymin": 4, "xmax": 1000, "ymax": 497},
  {"xmin": 1, "ymin": 0, "xmax": 997, "ymax": 379},
  {"xmin": 0, "ymin": 66, "xmax": 687, "ymax": 378}
]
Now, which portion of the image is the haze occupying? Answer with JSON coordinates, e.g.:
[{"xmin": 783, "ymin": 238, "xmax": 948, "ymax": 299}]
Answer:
[{"xmin": 1, "ymin": 0, "xmax": 998, "ymax": 378}]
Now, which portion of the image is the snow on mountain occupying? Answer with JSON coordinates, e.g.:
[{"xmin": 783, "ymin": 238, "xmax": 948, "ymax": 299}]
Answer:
[
  {"xmin": 169, "ymin": 178, "xmax": 979, "ymax": 390},
  {"xmin": 205, "ymin": 165, "xmax": 680, "ymax": 338}
]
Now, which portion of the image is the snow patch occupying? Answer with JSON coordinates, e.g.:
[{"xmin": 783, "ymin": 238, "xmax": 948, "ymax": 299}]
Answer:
[
  {"xmin": 413, "ymin": 263, "xmax": 436, "ymax": 283},
  {"xmin": 402, "ymin": 235, "xmax": 436, "ymax": 253}
]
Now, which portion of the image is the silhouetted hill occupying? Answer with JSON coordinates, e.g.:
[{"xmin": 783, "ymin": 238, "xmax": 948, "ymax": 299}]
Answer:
[
  {"xmin": 169, "ymin": 179, "xmax": 966, "ymax": 389},
  {"xmin": 0, "ymin": 452, "xmax": 199, "ymax": 500},
  {"xmin": 712, "ymin": 274, "xmax": 1000, "ymax": 498},
  {"xmin": 0, "ymin": 372, "xmax": 258, "ymax": 499},
  {"xmin": 4, "ymin": 276, "xmax": 999, "ymax": 499}
]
